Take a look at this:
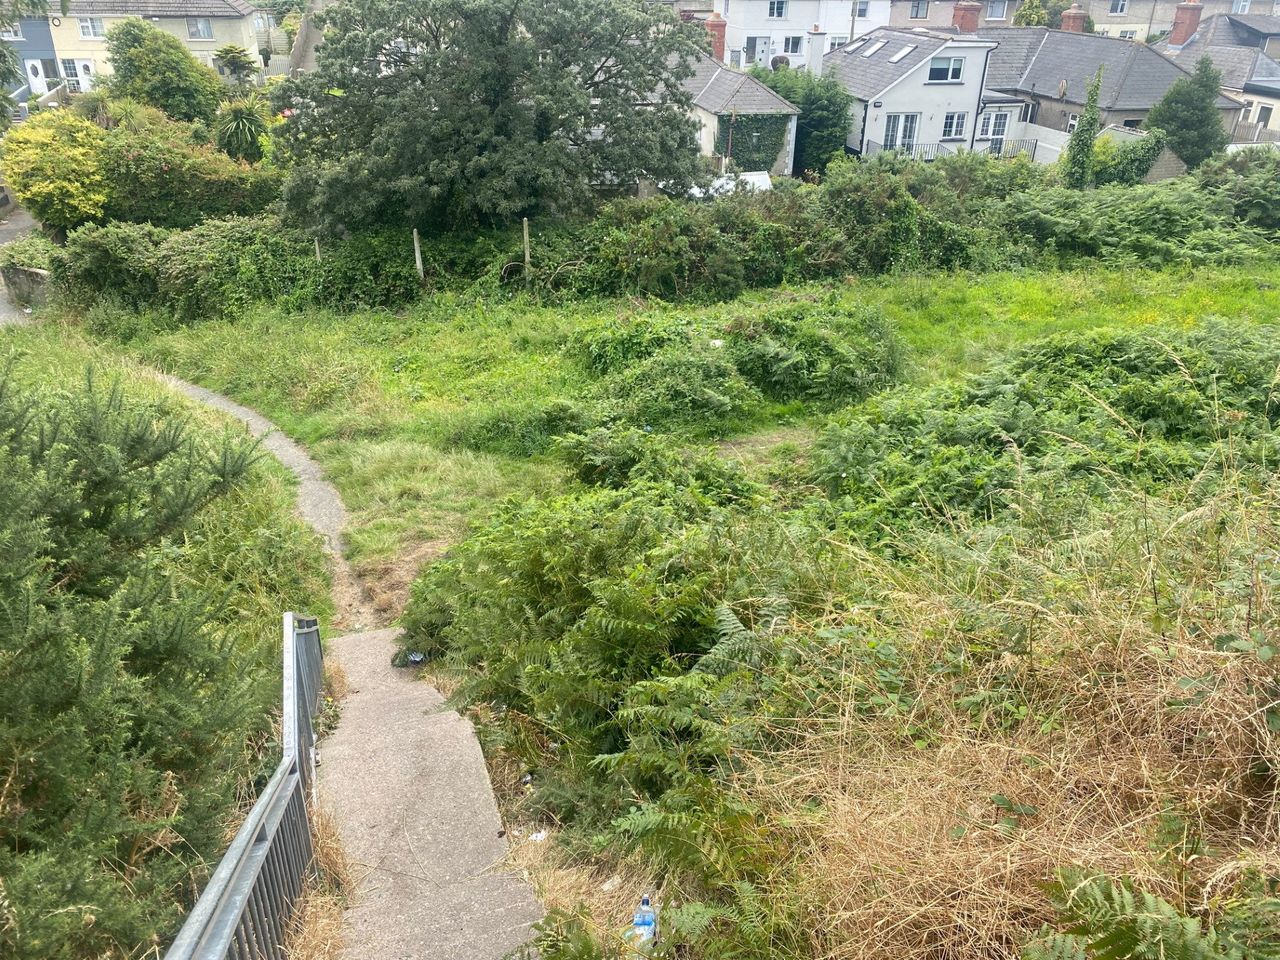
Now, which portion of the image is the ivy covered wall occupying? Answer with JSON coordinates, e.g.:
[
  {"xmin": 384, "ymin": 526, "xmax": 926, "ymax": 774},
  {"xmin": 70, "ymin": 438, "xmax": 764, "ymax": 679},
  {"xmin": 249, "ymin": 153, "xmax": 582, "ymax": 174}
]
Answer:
[{"xmin": 715, "ymin": 113, "xmax": 790, "ymax": 173}]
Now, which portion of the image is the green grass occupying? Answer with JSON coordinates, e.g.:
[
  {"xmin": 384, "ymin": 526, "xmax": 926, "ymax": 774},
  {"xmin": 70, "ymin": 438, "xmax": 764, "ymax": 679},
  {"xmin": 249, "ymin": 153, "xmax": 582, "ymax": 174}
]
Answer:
[{"xmin": 85, "ymin": 258, "xmax": 1280, "ymax": 609}]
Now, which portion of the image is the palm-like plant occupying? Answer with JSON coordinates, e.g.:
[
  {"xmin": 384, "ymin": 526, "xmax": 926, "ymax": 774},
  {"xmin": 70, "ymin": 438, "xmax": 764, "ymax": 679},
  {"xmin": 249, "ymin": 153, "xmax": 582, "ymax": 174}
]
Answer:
[{"xmin": 215, "ymin": 93, "xmax": 268, "ymax": 163}]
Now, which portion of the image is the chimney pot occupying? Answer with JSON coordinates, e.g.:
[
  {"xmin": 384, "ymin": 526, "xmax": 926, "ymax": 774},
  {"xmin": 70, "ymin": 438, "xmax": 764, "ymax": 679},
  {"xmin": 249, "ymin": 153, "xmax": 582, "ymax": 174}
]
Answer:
[
  {"xmin": 706, "ymin": 11, "xmax": 727, "ymax": 63},
  {"xmin": 952, "ymin": 0, "xmax": 983, "ymax": 33},
  {"xmin": 1059, "ymin": 2, "xmax": 1087, "ymax": 31},
  {"xmin": 1169, "ymin": 0, "xmax": 1203, "ymax": 46}
]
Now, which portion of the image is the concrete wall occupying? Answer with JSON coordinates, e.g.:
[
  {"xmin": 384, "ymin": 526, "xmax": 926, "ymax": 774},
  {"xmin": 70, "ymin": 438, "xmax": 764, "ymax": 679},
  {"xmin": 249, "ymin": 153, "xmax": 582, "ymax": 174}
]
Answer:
[
  {"xmin": 699, "ymin": 106, "xmax": 799, "ymax": 174},
  {"xmin": 1, "ymin": 265, "xmax": 48, "ymax": 308}
]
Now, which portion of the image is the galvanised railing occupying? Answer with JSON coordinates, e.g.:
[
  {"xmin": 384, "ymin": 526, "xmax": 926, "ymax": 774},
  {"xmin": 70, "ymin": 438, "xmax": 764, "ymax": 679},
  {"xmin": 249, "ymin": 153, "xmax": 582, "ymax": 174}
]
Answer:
[{"xmin": 165, "ymin": 613, "xmax": 325, "ymax": 960}]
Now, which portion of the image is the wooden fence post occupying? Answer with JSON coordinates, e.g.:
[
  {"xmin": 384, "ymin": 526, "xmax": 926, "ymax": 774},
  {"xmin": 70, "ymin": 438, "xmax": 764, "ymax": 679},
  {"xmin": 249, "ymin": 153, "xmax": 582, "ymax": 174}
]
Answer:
[
  {"xmin": 412, "ymin": 228, "xmax": 424, "ymax": 280},
  {"xmin": 314, "ymin": 237, "xmax": 321, "ymax": 263},
  {"xmin": 522, "ymin": 217, "xmax": 531, "ymax": 289}
]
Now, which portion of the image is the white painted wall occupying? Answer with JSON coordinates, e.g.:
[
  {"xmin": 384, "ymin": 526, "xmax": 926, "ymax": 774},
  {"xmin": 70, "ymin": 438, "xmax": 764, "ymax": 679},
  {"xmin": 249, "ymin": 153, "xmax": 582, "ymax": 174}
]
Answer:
[
  {"xmin": 858, "ymin": 39, "xmax": 993, "ymax": 151},
  {"xmin": 719, "ymin": 0, "xmax": 891, "ymax": 70}
]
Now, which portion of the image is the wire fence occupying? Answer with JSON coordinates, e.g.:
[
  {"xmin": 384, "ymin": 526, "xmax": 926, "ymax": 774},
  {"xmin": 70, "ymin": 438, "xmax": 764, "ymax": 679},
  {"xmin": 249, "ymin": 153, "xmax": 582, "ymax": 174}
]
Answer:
[{"xmin": 164, "ymin": 613, "xmax": 325, "ymax": 960}]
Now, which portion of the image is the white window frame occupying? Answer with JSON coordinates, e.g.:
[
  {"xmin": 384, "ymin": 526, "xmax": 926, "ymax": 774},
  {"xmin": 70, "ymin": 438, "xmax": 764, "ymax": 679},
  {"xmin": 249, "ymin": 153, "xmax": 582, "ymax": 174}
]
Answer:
[
  {"xmin": 857, "ymin": 0, "xmax": 870, "ymax": 15},
  {"xmin": 78, "ymin": 17, "xmax": 106, "ymax": 38},
  {"xmin": 884, "ymin": 112, "xmax": 920, "ymax": 150},
  {"xmin": 783, "ymin": 35, "xmax": 802, "ymax": 53},
  {"xmin": 1109, "ymin": 0, "xmax": 1127, "ymax": 13},
  {"xmin": 1119, "ymin": 28, "xmax": 1137, "ymax": 38},
  {"xmin": 829, "ymin": 34, "xmax": 849, "ymax": 49},
  {"xmin": 1065, "ymin": 112, "xmax": 1080, "ymax": 133},
  {"xmin": 768, "ymin": 0, "xmax": 787, "ymax": 18},
  {"xmin": 942, "ymin": 111, "xmax": 967, "ymax": 138},
  {"xmin": 909, "ymin": 0, "xmax": 930, "ymax": 17},
  {"xmin": 0, "ymin": 22, "xmax": 22, "ymax": 40},
  {"xmin": 988, "ymin": 0, "xmax": 1008, "ymax": 18},
  {"xmin": 1232, "ymin": 0, "xmax": 1250, "ymax": 11},
  {"xmin": 927, "ymin": 55, "xmax": 964, "ymax": 81},
  {"xmin": 187, "ymin": 17, "xmax": 214, "ymax": 39}
]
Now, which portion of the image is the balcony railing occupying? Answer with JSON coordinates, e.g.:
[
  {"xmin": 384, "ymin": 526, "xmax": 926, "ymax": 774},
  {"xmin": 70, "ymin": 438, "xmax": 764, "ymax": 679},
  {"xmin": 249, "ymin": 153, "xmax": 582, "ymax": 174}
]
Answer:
[
  {"xmin": 983, "ymin": 138, "xmax": 1038, "ymax": 158},
  {"xmin": 164, "ymin": 613, "xmax": 325, "ymax": 960},
  {"xmin": 863, "ymin": 140, "xmax": 955, "ymax": 161},
  {"xmin": 1232, "ymin": 120, "xmax": 1280, "ymax": 144}
]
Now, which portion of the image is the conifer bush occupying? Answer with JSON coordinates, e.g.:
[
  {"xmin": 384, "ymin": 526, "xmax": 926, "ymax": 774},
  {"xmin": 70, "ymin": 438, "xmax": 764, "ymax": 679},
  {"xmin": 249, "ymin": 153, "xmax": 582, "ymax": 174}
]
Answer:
[{"xmin": 0, "ymin": 362, "xmax": 320, "ymax": 959}]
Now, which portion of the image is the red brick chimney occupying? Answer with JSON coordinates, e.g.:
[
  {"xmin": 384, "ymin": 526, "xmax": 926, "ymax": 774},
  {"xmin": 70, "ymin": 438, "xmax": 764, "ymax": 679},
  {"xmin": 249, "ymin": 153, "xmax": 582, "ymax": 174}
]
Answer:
[
  {"xmin": 1060, "ymin": 2, "xmax": 1087, "ymax": 31},
  {"xmin": 952, "ymin": 0, "xmax": 982, "ymax": 33},
  {"xmin": 1169, "ymin": 0, "xmax": 1203, "ymax": 46},
  {"xmin": 706, "ymin": 12, "xmax": 727, "ymax": 62}
]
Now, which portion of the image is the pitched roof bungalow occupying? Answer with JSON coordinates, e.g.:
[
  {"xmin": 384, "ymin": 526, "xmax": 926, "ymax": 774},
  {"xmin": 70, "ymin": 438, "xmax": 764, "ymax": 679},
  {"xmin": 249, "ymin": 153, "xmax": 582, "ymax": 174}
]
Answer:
[{"xmin": 682, "ymin": 17, "xmax": 801, "ymax": 175}]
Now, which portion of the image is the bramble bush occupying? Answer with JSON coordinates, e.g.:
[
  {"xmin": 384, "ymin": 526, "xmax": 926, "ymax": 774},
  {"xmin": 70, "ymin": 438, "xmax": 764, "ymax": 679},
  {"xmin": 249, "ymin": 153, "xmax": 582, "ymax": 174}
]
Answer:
[{"xmin": 0, "ymin": 232, "xmax": 59, "ymax": 271}]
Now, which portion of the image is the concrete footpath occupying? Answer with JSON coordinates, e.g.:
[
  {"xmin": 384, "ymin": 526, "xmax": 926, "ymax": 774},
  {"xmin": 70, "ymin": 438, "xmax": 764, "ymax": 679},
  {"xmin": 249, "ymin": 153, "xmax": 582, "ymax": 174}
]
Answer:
[{"xmin": 166, "ymin": 377, "xmax": 542, "ymax": 959}]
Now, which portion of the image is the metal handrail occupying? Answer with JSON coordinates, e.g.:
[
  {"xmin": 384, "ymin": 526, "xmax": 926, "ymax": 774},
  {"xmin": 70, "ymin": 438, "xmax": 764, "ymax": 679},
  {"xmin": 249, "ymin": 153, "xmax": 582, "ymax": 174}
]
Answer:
[{"xmin": 165, "ymin": 613, "xmax": 325, "ymax": 960}]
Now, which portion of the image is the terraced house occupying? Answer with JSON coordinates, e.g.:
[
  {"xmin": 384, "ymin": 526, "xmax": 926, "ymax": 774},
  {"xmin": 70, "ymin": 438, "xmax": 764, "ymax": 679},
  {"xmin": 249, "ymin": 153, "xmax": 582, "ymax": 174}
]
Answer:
[{"xmin": 43, "ymin": 0, "xmax": 286, "ymax": 88}]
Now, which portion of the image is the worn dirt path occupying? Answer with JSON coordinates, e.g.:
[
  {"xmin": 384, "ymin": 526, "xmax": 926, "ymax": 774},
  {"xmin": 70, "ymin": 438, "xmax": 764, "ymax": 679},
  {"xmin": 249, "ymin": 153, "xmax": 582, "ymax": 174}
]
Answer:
[{"xmin": 166, "ymin": 377, "xmax": 542, "ymax": 959}]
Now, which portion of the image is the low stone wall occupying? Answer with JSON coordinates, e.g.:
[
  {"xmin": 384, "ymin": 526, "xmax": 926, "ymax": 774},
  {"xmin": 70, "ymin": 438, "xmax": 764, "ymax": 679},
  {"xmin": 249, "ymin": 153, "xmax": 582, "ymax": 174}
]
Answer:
[{"xmin": 2, "ymin": 264, "xmax": 49, "ymax": 307}]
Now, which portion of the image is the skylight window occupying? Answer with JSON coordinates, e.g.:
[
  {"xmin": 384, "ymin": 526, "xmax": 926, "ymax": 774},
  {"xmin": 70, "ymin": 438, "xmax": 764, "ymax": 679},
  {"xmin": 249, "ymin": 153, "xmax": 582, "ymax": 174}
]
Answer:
[
  {"xmin": 888, "ymin": 44, "xmax": 917, "ymax": 62},
  {"xmin": 861, "ymin": 39, "xmax": 888, "ymax": 57}
]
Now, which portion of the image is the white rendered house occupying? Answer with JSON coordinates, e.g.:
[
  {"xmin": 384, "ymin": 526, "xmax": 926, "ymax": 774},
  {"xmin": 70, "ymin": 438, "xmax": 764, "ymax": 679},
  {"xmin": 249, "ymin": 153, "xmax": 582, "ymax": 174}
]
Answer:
[{"xmin": 717, "ymin": 0, "xmax": 892, "ymax": 70}]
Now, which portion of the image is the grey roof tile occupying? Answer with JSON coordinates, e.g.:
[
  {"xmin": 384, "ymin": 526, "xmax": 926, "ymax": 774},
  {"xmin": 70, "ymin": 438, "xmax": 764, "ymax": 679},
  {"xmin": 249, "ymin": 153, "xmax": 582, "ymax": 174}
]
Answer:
[
  {"xmin": 1154, "ymin": 14, "xmax": 1280, "ymax": 88},
  {"xmin": 680, "ymin": 54, "xmax": 800, "ymax": 115},
  {"xmin": 819, "ymin": 28, "xmax": 954, "ymax": 100},
  {"xmin": 67, "ymin": 0, "xmax": 256, "ymax": 17},
  {"xmin": 980, "ymin": 26, "xmax": 1240, "ymax": 109}
]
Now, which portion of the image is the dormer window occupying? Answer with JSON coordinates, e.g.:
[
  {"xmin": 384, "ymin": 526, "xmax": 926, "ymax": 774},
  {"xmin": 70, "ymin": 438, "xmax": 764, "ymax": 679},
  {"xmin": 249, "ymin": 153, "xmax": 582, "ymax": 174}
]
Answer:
[{"xmin": 927, "ymin": 56, "xmax": 964, "ymax": 81}]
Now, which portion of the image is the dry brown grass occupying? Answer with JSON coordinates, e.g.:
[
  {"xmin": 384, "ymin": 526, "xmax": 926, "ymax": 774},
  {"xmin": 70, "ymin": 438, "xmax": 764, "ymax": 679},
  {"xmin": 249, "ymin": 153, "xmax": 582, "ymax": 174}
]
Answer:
[
  {"xmin": 284, "ymin": 805, "xmax": 351, "ymax": 960},
  {"xmin": 733, "ymin": 480, "xmax": 1280, "ymax": 960}
]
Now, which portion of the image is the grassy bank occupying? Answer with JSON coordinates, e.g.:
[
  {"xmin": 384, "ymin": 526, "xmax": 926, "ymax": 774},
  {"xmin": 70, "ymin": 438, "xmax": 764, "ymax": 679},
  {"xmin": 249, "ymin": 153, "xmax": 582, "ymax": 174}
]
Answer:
[{"xmin": 88, "ymin": 260, "xmax": 1280, "ymax": 614}]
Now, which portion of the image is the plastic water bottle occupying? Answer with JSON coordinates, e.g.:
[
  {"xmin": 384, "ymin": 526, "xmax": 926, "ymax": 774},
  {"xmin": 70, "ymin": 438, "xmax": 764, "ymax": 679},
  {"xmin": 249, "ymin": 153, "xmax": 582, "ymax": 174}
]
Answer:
[{"xmin": 631, "ymin": 894, "xmax": 657, "ymax": 950}]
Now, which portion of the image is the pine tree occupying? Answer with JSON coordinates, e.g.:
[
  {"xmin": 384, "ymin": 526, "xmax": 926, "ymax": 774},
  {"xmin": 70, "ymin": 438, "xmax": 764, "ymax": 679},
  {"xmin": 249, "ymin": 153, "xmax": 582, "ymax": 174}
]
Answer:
[
  {"xmin": 1144, "ymin": 56, "xmax": 1229, "ymax": 168},
  {"xmin": 1063, "ymin": 68, "xmax": 1103, "ymax": 189}
]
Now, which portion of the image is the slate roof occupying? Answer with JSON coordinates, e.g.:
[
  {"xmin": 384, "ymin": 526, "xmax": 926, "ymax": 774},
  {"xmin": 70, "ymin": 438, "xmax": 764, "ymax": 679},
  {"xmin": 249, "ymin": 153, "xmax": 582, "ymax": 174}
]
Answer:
[
  {"xmin": 1153, "ymin": 14, "xmax": 1280, "ymax": 89},
  {"xmin": 820, "ymin": 28, "xmax": 960, "ymax": 101},
  {"xmin": 977, "ymin": 26, "xmax": 1240, "ymax": 109},
  {"xmin": 66, "ymin": 0, "xmax": 257, "ymax": 17},
  {"xmin": 1223, "ymin": 14, "xmax": 1280, "ymax": 35},
  {"xmin": 681, "ymin": 54, "xmax": 799, "ymax": 115}
]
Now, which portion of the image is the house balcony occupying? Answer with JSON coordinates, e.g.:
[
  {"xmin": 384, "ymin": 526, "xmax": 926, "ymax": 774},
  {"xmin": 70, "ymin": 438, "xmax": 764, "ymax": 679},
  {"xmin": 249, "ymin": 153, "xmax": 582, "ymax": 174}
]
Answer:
[
  {"xmin": 862, "ymin": 140, "xmax": 956, "ymax": 161},
  {"xmin": 1232, "ymin": 120, "xmax": 1280, "ymax": 145},
  {"xmin": 981, "ymin": 138, "xmax": 1038, "ymax": 157}
]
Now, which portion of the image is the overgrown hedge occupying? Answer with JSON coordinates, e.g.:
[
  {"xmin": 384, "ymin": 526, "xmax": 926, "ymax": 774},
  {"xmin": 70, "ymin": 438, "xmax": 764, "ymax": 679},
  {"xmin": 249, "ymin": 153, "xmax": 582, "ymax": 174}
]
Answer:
[{"xmin": 48, "ymin": 150, "xmax": 1280, "ymax": 323}]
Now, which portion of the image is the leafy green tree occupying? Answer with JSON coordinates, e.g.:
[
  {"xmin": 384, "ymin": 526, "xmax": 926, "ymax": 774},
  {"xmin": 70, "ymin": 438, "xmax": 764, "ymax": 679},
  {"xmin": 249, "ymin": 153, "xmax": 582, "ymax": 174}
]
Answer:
[
  {"xmin": 103, "ymin": 19, "xmax": 224, "ymax": 122},
  {"xmin": 214, "ymin": 42, "xmax": 259, "ymax": 86},
  {"xmin": 0, "ymin": 110, "xmax": 108, "ymax": 229},
  {"xmin": 273, "ymin": 0, "xmax": 708, "ymax": 232},
  {"xmin": 751, "ymin": 65, "xmax": 853, "ymax": 175},
  {"xmin": 216, "ymin": 92, "xmax": 269, "ymax": 161},
  {"xmin": 1013, "ymin": 0, "xmax": 1049, "ymax": 26},
  {"xmin": 1063, "ymin": 68, "xmax": 1102, "ymax": 189},
  {"xmin": 1144, "ymin": 56, "xmax": 1229, "ymax": 168}
]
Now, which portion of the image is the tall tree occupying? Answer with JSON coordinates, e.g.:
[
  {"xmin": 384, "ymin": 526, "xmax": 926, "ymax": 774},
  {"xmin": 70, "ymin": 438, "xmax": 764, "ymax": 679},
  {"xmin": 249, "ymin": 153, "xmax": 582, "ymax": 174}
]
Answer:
[
  {"xmin": 272, "ymin": 0, "xmax": 709, "ymax": 232},
  {"xmin": 752, "ymin": 65, "xmax": 853, "ymax": 176},
  {"xmin": 1063, "ymin": 68, "xmax": 1103, "ymax": 189},
  {"xmin": 103, "ymin": 19, "xmax": 224, "ymax": 122},
  {"xmin": 1144, "ymin": 56, "xmax": 1229, "ymax": 168}
]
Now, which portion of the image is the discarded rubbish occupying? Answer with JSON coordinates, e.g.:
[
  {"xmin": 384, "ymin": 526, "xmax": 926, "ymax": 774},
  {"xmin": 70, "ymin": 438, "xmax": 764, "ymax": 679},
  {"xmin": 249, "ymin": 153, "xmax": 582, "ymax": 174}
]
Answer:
[
  {"xmin": 407, "ymin": 651, "xmax": 425, "ymax": 665},
  {"xmin": 529, "ymin": 830, "xmax": 547, "ymax": 842},
  {"xmin": 629, "ymin": 894, "xmax": 657, "ymax": 949}
]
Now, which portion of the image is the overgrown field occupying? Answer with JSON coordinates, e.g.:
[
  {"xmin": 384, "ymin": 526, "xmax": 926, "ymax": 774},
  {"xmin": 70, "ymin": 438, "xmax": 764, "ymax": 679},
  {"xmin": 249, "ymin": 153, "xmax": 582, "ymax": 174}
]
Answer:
[
  {"xmin": 0, "ymin": 327, "xmax": 329, "ymax": 959},
  {"xmin": 89, "ymin": 260, "xmax": 1280, "ymax": 616}
]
